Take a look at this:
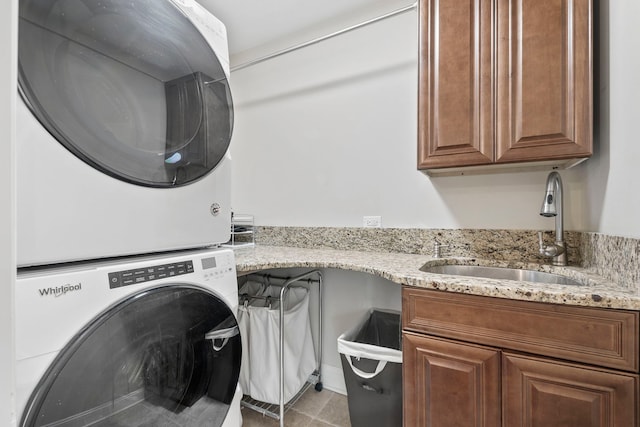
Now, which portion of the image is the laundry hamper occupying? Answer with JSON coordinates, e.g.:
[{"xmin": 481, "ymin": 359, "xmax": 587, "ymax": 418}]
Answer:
[
  {"xmin": 247, "ymin": 286, "xmax": 317, "ymax": 404},
  {"xmin": 338, "ymin": 309, "xmax": 402, "ymax": 427}
]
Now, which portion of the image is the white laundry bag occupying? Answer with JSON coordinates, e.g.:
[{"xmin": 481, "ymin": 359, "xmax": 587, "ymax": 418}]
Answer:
[
  {"xmin": 237, "ymin": 281, "xmax": 265, "ymax": 396},
  {"xmin": 248, "ymin": 286, "xmax": 316, "ymax": 404}
]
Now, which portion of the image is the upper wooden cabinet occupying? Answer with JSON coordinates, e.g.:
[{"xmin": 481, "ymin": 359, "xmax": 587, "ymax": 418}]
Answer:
[{"xmin": 418, "ymin": 0, "xmax": 593, "ymax": 174}]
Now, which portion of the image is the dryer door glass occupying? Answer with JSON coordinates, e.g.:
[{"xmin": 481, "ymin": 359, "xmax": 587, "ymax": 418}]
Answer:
[
  {"xmin": 20, "ymin": 286, "xmax": 241, "ymax": 427},
  {"xmin": 18, "ymin": 0, "xmax": 233, "ymax": 187}
]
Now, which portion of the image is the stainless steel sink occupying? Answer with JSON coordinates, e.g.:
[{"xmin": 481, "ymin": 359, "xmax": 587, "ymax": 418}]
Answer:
[{"xmin": 421, "ymin": 264, "xmax": 583, "ymax": 286}]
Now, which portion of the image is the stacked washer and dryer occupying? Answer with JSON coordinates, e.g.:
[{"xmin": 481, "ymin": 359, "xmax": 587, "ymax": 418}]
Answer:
[{"xmin": 15, "ymin": 0, "xmax": 242, "ymax": 426}]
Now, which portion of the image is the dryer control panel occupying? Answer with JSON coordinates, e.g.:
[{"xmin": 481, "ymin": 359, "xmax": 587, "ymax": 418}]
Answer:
[{"xmin": 108, "ymin": 261, "xmax": 194, "ymax": 289}]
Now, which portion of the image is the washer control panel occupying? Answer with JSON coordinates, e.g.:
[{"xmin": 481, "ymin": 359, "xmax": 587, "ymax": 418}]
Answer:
[
  {"xmin": 201, "ymin": 252, "xmax": 234, "ymax": 281},
  {"xmin": 108, "ymin": 261, "xmax": 194, "ymax": 289}
]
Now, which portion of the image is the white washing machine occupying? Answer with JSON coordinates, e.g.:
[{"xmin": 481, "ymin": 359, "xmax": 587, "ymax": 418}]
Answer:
[
  {"xmin": 17, "ymin": 0, "xmax": 234, "ymax": 267},
  {"xmin": 15, "ymin": 248, "xmax": 242, "ymax": 427}
]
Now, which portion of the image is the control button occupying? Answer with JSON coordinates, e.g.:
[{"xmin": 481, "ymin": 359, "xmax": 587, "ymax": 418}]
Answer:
[
  {"xmin": 108, "ymin": 272, "xmax": 121, "ymax": 289},
  {"xmin": 133, "ymin": 270, "xmax": 148, "ymax": 282}
]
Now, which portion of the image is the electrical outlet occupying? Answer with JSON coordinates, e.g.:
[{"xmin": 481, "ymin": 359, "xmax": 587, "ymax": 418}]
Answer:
[{"xmin": 363, "ymin": 216, "xmax": 382, "ymax": 228}]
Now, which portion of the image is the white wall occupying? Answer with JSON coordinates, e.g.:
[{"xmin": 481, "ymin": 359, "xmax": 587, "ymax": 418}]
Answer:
[
  {"xmin": 228, "ymin": 1, "xmax": 639, "ymax": 238},
  {"xmin": 584, "ymin": 0, "xmax": 640, "ymax": 239},
  {"xmin": 1, "ymin": 0, "xmax": 17, "ymax": 425}
]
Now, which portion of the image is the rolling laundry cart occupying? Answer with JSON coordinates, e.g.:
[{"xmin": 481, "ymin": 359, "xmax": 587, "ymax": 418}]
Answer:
[{"xmin": 238, "ymin": 270, "xmax": 323, "ymax": 427}]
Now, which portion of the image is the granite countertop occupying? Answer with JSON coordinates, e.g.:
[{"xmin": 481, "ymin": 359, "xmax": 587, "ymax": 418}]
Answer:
[{"xmin": 234, "ymin": 245, "xmax": 640, "ymax": 310}]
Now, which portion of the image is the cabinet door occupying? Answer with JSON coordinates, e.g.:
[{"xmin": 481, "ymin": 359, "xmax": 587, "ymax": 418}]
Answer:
[
  {"xmin": 417, "ymin": 0, "xmax": 494, "ymax": 169},
  {"xmin": 496, "ymin": 0, "xmax": 592, "ymax": 163},
  {"xmin": 503, "ymin": 353, "xmax": 638, "ymax": 427},
  {"xmin": 403, "ymin": 332, "xmax": 501, "ymax": 427}
]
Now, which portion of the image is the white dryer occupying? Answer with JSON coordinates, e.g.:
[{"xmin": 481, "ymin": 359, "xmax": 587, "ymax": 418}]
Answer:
[
  {"xmin": 17, "ymin": 0, "xmax": 234, "ymax": 267},
  {"xmin": 15, "ymin": 248, "xmax": 242, "ymax": 427}
]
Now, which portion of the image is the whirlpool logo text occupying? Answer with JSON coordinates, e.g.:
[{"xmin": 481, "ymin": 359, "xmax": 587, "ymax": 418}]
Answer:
[{"xmin": 38, "ymin": 283, "xmax": 82, "ymax": 297}]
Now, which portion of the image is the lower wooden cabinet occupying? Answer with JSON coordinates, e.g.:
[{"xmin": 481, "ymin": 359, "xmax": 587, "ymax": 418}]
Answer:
[
  {"xmin": 503, "ymin": 353, "xmax": 637, "ymax": 427},
  {"xmin": 402, "ymin": 287, "xmax": 640, "ymax": 426},
  {"xmin": 403, "ymin": 333, "xmax": 500, "ymax": 427}
]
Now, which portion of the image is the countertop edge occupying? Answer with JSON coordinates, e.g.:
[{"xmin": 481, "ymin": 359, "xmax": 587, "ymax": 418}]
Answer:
[{"xmin": 232, "ymin": 245, "xmax": 640, "ymax": 311}]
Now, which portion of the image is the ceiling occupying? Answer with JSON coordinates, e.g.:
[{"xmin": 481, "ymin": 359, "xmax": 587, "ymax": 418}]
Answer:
[{"xmin": 196, "ymin": 0, "xmax": 412, "ymax": 58}]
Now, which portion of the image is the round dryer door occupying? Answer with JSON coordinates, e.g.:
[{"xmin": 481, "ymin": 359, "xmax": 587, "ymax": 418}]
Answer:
[
  {"xmin": 18, "ymin": 0, "xmax": 233, "ymax": 187},
  {"xmin": 20, "ymin": 286, "xmax": 241, "ymax": 427}
]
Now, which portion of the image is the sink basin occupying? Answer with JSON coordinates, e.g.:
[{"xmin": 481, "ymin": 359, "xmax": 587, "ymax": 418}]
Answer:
[{"xmin": 421, "ymin": 264, "xmax": 583, "ymax": 286}]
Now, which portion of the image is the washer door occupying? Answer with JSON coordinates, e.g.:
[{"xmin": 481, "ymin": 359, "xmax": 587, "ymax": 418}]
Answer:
[
  {"xmin": 18, "ymin": 0, "xmax": 233, "ymax": 187},
  {"xmin": 21, "ymin": 286, "xmax": 241, "ymax": 427}
]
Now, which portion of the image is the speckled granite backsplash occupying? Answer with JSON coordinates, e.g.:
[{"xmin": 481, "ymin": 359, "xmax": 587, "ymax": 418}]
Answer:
[
  {"xmin": 254, "ymin": 227, "xmax": 583, "ymax": 265},
  {"xmin": 253, "ymin": 227, "xmax": 640, "ymax": 290},
  {"xmin": 581, "ymin": 233, "xmax": 640, "ymax": 290}
]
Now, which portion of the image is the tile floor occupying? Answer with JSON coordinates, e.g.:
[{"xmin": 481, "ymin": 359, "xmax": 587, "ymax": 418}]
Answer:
[{"xmin": 241, "ymin": 388, "xmax": 351, "ymax": 427}]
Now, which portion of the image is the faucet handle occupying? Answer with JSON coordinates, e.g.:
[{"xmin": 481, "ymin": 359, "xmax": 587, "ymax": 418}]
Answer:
[
  {"xmin": 434, "ymin": 240, "xmax": 449, "ymax": 258},
  {"xmin": 538, "ymin": 231, "xmax": 565, "ymax": 258}
]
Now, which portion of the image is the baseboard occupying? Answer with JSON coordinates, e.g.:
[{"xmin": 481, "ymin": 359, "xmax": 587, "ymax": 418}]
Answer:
[{"xmin": 319, "ymin": 363, "xmax": 346, "ymax": 395}]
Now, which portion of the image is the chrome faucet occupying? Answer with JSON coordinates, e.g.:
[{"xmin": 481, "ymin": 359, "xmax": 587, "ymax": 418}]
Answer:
[{"xmin": 538, "ymin": 171, "xmax": 567, "ymax": 266}]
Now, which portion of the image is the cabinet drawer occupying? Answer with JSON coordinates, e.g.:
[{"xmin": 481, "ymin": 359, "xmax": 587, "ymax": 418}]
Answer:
[{"xmin": 403, "ymin": 287, "xmax": 639, "ymax": 372}]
